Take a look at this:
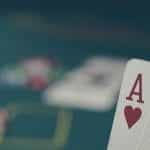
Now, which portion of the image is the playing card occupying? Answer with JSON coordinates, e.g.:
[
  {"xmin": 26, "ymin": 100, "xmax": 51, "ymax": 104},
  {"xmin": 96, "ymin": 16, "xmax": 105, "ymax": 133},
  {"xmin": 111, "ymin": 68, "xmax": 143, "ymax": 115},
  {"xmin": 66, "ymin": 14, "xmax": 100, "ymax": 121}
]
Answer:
[
  {"xmin": 138, "ymin": 138, "xmax": 150, "ymax": 150},
  {"xmin": 136, "ymin": 114, "xmax": 150, "ymax": 149},
  {"xmin": 107, "ymin": 59, "xmax": 150, "ymax": 150},
  {"xmin": 43, "ymin": 57, "xmax": 126, "ymax": 111}
]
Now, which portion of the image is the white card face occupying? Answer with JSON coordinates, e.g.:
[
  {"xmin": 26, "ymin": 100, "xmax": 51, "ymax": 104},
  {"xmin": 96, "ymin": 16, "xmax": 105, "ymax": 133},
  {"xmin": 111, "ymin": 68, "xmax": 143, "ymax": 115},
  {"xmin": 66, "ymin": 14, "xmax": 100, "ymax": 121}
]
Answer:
[
  {"xmin": 136, "ymin": 116, "xmax": 150, "ymax": 150},
  {"xmin": 43, "ymin": 57, "xmax": 126, "ymax": 111},
  {"xmin": 138, "ymin": 138, "xmax": 150, "ymax": 150},
  {"xmin": 107, "ymin": 59, "xmax": 150, "ymax": 150}
]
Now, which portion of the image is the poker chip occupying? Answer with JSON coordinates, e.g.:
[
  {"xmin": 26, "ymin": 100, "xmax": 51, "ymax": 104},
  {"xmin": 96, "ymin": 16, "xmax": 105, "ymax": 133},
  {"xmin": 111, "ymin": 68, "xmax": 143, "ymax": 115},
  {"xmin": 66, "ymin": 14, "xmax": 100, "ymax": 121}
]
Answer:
[
  {"xmin": 0, "ymin": 65, "xmax": 27, "ymax": 86},
  {"xmin": 0, "ymin": 57, "xmax": 63, "ymax": 90},
  {"xmin": 22, "ymin": 57, "xmax": 61, "ymax": 90},
  {"xmin": 0, "ymin": 109, "xmax": 9, "ymax": 143},
  {"xmin": 27, "ymin": 76, "xmax": 48, "ymax": 90}
]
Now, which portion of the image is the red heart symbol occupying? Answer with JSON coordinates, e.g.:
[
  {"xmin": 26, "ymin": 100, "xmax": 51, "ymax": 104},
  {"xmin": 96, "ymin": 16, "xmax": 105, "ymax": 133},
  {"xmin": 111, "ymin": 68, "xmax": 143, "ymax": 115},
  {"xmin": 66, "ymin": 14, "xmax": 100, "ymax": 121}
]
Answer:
[{"xmin": 124, "ymin": 106, "xmax": 142, "ymax": 129}]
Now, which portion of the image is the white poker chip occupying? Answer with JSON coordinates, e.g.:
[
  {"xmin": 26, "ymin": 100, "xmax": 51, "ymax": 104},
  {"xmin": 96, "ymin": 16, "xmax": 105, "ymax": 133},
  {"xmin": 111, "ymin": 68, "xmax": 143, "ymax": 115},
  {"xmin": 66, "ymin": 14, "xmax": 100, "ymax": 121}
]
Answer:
[
  {"xmin": 22, "ymin": 58, "xmax": 54, "ymax": 79},
  {"xmin": 43, "ymin": 56, "xmax": 127, "ymax": 111},
  {"xmin": 0, "ymin": 66, "xmax": 27, "ymax": 86}
]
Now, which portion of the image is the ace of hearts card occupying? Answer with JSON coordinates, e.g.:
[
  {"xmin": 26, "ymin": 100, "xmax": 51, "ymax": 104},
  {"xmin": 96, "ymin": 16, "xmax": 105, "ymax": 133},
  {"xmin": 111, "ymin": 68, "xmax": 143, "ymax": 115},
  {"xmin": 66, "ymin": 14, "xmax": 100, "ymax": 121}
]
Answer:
[{"xmin": 107, "ymin": 59, "xmax": 150, "ymax": 150}]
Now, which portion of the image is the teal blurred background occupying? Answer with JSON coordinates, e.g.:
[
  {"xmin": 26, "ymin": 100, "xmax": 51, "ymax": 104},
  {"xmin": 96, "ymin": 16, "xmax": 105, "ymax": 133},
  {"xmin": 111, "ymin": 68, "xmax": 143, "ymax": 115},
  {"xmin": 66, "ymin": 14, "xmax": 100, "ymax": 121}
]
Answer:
[{"xmin": 0, "ymin": 1, "xmax": 149, "ymax": 149}]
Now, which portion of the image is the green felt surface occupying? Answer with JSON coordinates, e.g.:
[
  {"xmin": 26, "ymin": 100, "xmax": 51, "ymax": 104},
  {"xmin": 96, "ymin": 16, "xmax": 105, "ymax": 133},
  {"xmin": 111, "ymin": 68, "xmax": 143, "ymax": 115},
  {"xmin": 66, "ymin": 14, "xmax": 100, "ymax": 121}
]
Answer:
[{"xmin": 0, "ymin": 14, "xmax": 149, "ymax": 150}]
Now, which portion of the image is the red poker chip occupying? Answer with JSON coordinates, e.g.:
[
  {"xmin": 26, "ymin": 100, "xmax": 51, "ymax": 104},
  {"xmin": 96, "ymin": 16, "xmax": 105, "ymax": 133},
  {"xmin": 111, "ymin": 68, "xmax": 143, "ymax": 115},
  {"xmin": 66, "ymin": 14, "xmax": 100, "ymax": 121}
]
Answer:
[
  {"xmin": 27, "ymin": 76, "xmax": 48, "ymax": 90},
  {"xmin": 0, "ymin": 110, "xmax": 9, "ymax": 133}
]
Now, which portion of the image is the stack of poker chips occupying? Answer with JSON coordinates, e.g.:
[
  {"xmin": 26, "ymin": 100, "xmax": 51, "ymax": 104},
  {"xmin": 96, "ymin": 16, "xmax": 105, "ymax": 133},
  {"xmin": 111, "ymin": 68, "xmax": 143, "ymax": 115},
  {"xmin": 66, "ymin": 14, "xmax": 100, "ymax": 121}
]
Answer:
[{"xmin": 0, "ymin": 57, "xmax": 63, "ymax": 90}]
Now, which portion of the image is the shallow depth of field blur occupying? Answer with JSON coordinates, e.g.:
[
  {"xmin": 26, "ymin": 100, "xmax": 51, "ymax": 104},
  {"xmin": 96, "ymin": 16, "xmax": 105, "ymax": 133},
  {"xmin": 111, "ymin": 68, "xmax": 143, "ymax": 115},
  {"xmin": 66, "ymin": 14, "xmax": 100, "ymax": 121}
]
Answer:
[{"xmin": 0, "ymin": 1, "xmax": 149, "ymax": 150}]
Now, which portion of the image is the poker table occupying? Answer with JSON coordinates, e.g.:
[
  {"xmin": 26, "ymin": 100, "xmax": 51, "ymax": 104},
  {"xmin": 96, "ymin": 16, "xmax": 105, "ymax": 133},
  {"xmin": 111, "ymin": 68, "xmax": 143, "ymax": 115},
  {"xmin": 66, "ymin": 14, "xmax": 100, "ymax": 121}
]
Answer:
[{"xmin": 0, "ymin": 11, "xmax": 149, "ymax": 150}]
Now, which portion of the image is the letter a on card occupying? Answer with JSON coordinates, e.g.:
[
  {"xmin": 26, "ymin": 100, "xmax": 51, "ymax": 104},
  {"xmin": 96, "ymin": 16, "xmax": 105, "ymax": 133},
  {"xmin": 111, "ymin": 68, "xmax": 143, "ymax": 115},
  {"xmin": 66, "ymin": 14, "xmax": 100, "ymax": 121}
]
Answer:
[{"xmin": 107, "ymin": 59, "xmax": 150, "ymax": 150}]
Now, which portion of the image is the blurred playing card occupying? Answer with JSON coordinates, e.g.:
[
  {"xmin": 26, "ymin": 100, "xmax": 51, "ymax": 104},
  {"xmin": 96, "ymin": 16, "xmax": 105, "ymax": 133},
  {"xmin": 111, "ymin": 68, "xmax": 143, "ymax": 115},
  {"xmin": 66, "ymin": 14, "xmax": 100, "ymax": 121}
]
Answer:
[{"xmin": 43, "ymin": 56, "xmax": 127, "ymax": 111}]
